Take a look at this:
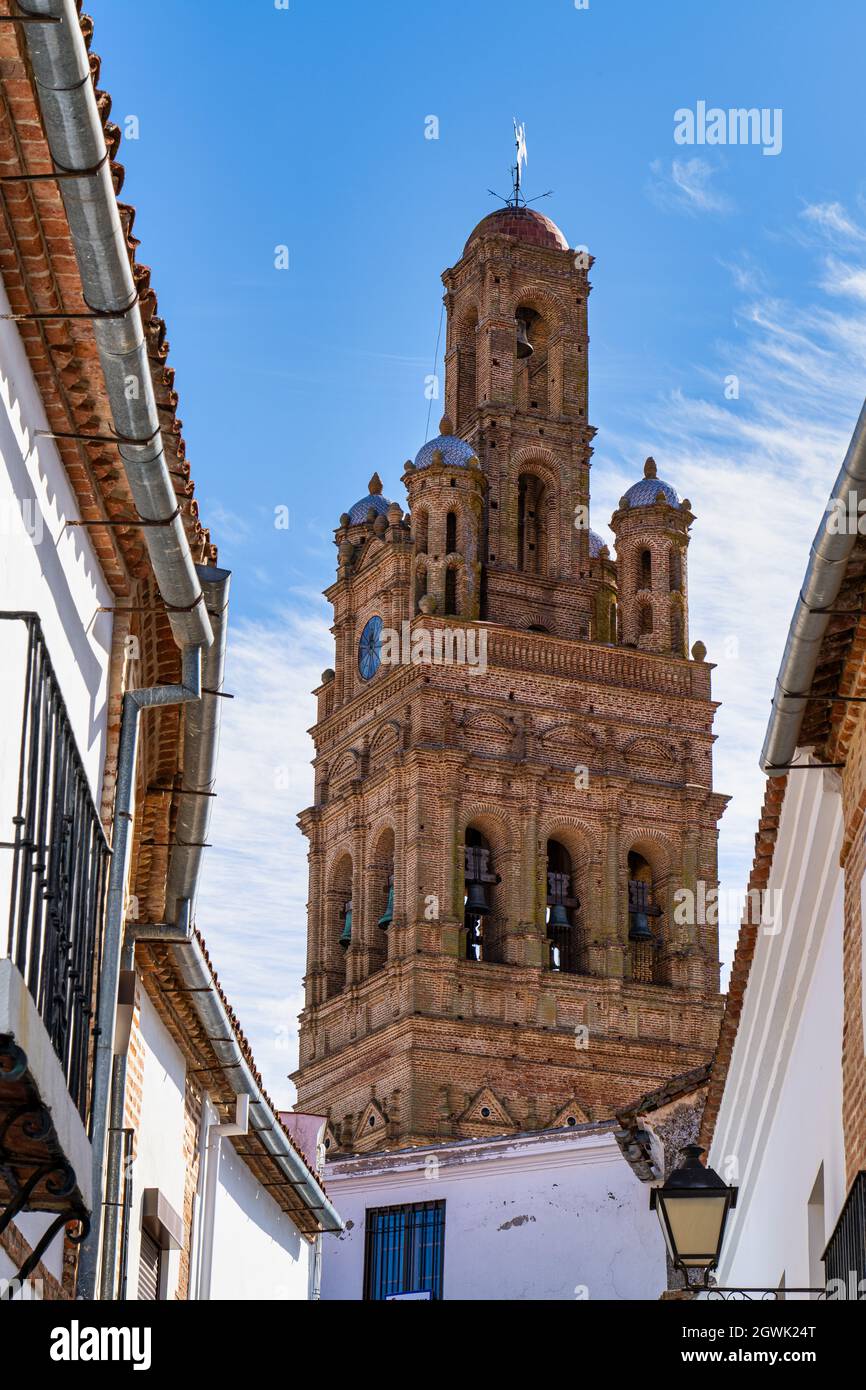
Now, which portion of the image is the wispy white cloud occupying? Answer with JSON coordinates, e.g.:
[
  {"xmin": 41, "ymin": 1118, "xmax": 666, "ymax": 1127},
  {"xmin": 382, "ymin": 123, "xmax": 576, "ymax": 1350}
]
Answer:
[
  {"xmin": 195, "ymin": 602, "xmax": 334, "ymax": 1108},
  {"xmin": 801, "ymin": 200, "xmax": 866, "ymax": 243},
  {"xmin": 593, "ymin": 209, "xmax": 866, "ymax": 973},
  {"xmin": 648, "ymin": 157, "xmax": 734, "ymax": 215}
]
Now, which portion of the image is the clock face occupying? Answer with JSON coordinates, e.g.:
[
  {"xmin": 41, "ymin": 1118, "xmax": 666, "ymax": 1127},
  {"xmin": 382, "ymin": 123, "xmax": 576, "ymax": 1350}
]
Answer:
[{"xmin": 358, "ymin": 614, "xmax": 383, "ymax": 681}]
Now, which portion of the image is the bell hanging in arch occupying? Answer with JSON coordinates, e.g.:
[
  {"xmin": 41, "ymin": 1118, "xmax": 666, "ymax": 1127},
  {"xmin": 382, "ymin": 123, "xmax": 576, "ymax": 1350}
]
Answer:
[
  {"xmin": 548, "ymin": 903, "xmax": 571, "ymax": 930},
  {"xmin": 465, "ymin": 880, "xmax": 493, "ymax": 917},
  {"xmin": 339, "ymin": 899, "xmax": 353, "ymax": 951},
  {"xmin": 378, "ymin": 878, "xmax": 394, "ymax": 931},
  {"xmin": 628, "ymin": 910, "xmax": 654, "ymax": 943},
  {"xmin": 515, "ymin": 314, "xmax": 533, "ymax": 359}
]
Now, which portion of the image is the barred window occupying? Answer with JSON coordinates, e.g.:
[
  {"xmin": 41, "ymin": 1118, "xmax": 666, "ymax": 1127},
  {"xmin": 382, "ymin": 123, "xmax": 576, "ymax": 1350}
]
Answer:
[{"xmin": 363, "ymin": 1201, "xmax": 445, "ymax": 1300}]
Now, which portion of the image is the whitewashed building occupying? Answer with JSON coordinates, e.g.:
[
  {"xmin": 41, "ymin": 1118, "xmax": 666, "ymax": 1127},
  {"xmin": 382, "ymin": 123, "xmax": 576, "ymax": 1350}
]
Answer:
[
  {"xmin": 704, "ymin": 770, "xmax": 846, "ymax": 1295},
  {"xmin": 320, "ymin": 1122, "xmax": 665, "ymax": 1301}
]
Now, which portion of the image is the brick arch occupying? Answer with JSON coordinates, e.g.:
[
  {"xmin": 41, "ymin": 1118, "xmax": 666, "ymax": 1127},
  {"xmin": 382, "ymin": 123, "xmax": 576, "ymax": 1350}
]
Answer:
[
  {"xmin": 619, "ymin": 831, "xmax": 676, "ymax": 878},
  {"xmin": 510, "ymin": 445, "xmax": 559, "ymax": 485},
  {"xmin": 505, "ymin": 282, "xmax": 570, "ymax": 327},
  {"xmin": 459, "ymin": 803, "xmax": 519, "ymax": 852},
  {"xmin": 539, "ymin": 816, "xmax": 596, "ymax": 871},
  {"xmin": 325, "ymin": 845, "xmax": 355, "ymax": 886}
]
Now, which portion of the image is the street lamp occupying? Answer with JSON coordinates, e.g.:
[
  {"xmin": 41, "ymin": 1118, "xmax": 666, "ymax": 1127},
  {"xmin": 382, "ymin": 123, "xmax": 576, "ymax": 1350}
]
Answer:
[{"xmin": 649, "ymin": 1145, "xmax": 738, "ymax": 1281}]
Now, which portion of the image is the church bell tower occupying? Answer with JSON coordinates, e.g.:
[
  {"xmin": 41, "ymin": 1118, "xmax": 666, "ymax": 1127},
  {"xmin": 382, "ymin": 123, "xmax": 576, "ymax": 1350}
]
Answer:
[{"xmin": 292, "ymin": 193, "xmax": 726, "ymax": 1155}]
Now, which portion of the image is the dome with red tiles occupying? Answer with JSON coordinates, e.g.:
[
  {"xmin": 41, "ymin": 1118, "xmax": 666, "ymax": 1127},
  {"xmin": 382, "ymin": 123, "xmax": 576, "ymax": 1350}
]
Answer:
[{"xmin": 464, "ymin": 205, "xmax": 569, "ymax": 254}]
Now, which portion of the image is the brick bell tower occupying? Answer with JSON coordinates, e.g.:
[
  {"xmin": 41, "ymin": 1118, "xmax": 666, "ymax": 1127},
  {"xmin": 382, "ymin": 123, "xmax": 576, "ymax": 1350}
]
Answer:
[{"xmin": 293, "ymin": 201, "xmax": 727, "ymax": 1156}]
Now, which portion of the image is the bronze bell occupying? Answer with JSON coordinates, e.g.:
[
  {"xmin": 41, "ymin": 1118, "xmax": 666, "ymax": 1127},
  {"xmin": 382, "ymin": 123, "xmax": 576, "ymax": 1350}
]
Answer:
[
  {"xmin": 339, "ymin": 898, "xmax": 353, "ymax": 950},
  {"xmin": 548, "ymin": 903, "xmax": 571, "ymax": 929},
  {"xmin": 628, "ymin": 910, "xmax": 654, "ymax": 943},
  {"xmin": 465, "ymin": 880, "xmax": 493, "ymax": 917},
  {"xmin": 377, "ymin": 879, "xmax": 394, "ymax": 931},
  {"xmin": 516, "ymin": 314, "xmax": 533, "ymax": 359}
]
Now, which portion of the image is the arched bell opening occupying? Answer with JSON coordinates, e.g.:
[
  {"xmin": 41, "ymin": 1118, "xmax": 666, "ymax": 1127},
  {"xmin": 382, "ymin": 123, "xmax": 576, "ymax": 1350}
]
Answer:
[
  {"xmin": 414, "ymin": 508, "xmax": 429, "ymax": 556},
  {"xmin": 368, "ymin": 827, "xmax": 395, "ymax": 976},
  {"xmin": 445, "ymin": 510, "xmax": 458, "ymax": 555},
  {"xmin": 638, "ymin": 601, "xmax": 653, "ymax": 637},
  {"xmin": 463, "ymin": 826, "xmax": 502, "ymax": 963},
  {"xmin": 627, "ymin": 849, "xmax": 663, "ymax": 984},
  {"xmin": 545, "ymin": 839, "xmax": 581, "ymax": 974},
  {"xmin": 328, "ymin": 853, "xmax": 354, "ymax": 992},
  {"xmin": 517, "ymin": 473, "xmax": 549, "ymax": 575},
  {"xmin": 515, "ymin": 305, "xmax": 550, "ymax": 413}
]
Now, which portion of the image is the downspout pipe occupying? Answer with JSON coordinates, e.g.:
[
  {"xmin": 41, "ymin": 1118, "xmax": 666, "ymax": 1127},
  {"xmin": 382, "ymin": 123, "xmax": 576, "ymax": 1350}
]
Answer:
[
  {"xmin": 88, "ymin": 566, "xmax": 229, "ymax": 1299},
  {"xmin": 19, "ymin": 0, "xmax": 212, "ymax": 653},
  {"xmin": 76, "ymin": 649, "xmax": 203, "ymax": 1300},
  {"xmin": 761, "ymin": 397, "xmax": 866, "ymax": 775}
]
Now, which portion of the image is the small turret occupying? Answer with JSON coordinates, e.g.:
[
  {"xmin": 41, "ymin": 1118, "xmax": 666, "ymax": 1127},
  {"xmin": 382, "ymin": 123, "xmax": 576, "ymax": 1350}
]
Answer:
[{"xmin": 610, "ymin": 458, "xmax": 693, "ymax": 656}]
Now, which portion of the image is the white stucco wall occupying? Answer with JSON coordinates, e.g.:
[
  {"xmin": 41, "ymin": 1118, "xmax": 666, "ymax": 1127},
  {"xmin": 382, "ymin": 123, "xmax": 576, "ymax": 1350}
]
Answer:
[
  {"xmin": 207, "ymin": 1140, "xmax": 311, "ymax": 1300},
  {"xmin": 127, "ymin": 992, "xmax": 314, "ymax": 1300},
  {"xmin": 126, "ymin": 989, "xmax": 189, "ymax": 1299},
  {"xmin": 321, "ymin": 1125, "xmax": 665, "ymax": 1301},
  {"xmin": 709, "ymin": 761, "xmax": 846, "ymax": 1294}
]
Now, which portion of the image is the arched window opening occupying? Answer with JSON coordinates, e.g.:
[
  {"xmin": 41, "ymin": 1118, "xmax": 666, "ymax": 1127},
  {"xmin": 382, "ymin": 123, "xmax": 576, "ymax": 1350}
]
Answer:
[
  {"xmin": 367, "ymin": 827, "xmax": 395, "ymax": 979},
  {"xmin": 517, "ymin": 474, "xmax": 549, "ymax": 575},
  {"xmin": 671, "ymin": 604, "xmax": 684, "ymax": 657},
  {"xmin": 638, "ymin": 602, "xmax": 653, "ymax": 637},
  {"xmin": 609, "ymin": 599, "xmax": 618, "ymax": 644},
  {"xmin": 415, "ymin": 564, "xmax": 428, "ymax": 615},
  {"xmin": 464, "ymin": 828, "xmax": 499, "ymax": 963},
  {"xmin": 638, "ymin": 549, "xmax": 652, "ymax": 591},
  {"xmin": 627, "ymin": 850, "xmax": 663, "ymax": 984},
  {"xmin": 414, "ymin": 509, "xmax": 429, "ymax": 555},
  {"xmin": 515, "ymin": 307, "xmax": 550, "ymax": 413},
  {"xmin": 329, "ymin": 854, "xmax": 354, "ymax": 993},
  {"xmin": 444, "ymin": 567, "xmax": 458, "ymax": 616},
  {"xmin": 546, "ymin": 840, "xmax": 580, "ymax": 974},
  {"xmin": 668, "ymin": 546, "xmax": 682, "ymax": 592},
  {"xmin": 446, "ymin": 511, "xmax": 457, "ymax": 554}
]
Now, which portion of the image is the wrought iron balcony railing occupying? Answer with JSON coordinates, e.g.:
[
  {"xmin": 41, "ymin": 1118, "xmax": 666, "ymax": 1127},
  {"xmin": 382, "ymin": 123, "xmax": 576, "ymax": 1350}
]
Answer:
[
  {"xmin": 1, "ymin": 613, "xmax": 110, "ymax": 1123},
  {"xmin": 823, "ymin": 1170, "xmax": 866, "ymax": 1296}
]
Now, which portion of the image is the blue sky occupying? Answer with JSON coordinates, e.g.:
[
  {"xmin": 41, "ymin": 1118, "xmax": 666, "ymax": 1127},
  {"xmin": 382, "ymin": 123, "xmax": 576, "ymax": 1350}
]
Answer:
[{"xmin": 90, "ymin": 0, "xmax": 866, "ymax": 1105}]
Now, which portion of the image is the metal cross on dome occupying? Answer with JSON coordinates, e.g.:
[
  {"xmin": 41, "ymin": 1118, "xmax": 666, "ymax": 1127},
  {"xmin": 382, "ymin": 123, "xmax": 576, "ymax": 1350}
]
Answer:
[
  {"xmin": 513, "ymin": 118, "xmax": 528, "ymax": 202},
  {"xmin": 488, "ymin": 120, "xmax": 551, "ymax": 210}
]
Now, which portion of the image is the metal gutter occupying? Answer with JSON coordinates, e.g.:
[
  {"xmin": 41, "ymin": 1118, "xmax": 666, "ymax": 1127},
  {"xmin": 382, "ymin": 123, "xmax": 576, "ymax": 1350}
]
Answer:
[
  {"xmin": 761, "ymin": 397, "xmax": 866, "ymax": 775},
  {"xmin": 18, "ymin": 0, "xmax": 212, "ymax": 652}
]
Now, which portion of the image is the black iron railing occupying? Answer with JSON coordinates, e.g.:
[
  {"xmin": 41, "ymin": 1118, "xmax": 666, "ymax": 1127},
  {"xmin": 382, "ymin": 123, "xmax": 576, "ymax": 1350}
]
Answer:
[
  {"xmin": 2, "ymin": 613, "xmax": 109, "ymax": 1121},
  {"xmin": 823, "ymin": 1171, "xmax": 866, "ymax": 1295}
]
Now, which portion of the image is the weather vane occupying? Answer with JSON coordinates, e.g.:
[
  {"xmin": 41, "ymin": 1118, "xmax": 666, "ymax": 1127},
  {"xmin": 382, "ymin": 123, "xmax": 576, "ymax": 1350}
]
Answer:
[{"xmin": 488, "ymin": 119, "xmax": 552, "ymax": 209}]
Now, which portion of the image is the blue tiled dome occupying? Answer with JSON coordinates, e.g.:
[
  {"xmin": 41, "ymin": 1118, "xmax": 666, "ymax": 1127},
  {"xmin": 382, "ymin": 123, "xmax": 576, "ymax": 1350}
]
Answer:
[
  {"xmin": 346, "ymin": 473, "xmax": 392, "ymax": 524},
  {"xmin": 414, "ymin": 415, "xmax": 476, "ymax": 471},
  {"xmin": 622, "ymin": 458, "xmax": 680, "ymax": 508},
  {"xmin": 588, "ymin": 528, "xmax": 609, "ymax": 557}
]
